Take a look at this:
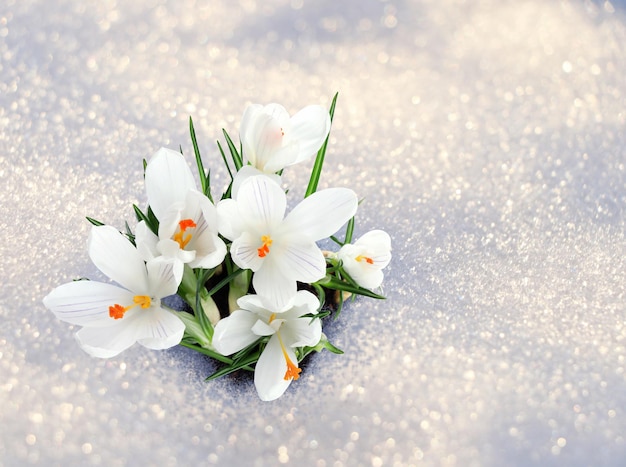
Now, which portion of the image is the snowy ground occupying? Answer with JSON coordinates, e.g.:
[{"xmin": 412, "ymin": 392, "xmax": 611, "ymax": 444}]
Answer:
[{"xmin": 1, "ymin": 0, "xmax": 626, "ymax": 465}]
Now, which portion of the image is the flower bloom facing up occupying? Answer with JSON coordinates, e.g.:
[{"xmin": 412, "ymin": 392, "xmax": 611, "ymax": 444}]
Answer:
[
  {"xmin": 43, "ymin": 225, "xmax": 185, "ymax": 358},
  {"xmin": 217, "ymin": 175, "xmax": 358, "ymax": 310},
  {"xmin": 240, "ymin": 103, "xmax": 331, "ymax": 174},
  {"xmin": 338, "ymin": 230, "xmax": 392, "ymax": 289},
  {"xmin": 212, "ymin": 291, "xmax": 322, "ymax": 401},
  {"xmin": 142, "ymin": 147, "xmax": 226, "ymax": 270}
]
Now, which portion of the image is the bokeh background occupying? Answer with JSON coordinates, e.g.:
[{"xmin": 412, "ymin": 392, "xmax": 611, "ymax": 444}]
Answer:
[{"xmin": 1, "ymin": 0, "xmax": 626, "ymax": 465}]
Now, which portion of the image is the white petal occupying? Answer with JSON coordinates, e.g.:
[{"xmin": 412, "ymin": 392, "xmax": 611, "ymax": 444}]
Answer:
[
  {"xmin": 135, "ymin": 307, "xmax": 185, "ymax": 350},
  {"xmin": 280, "ymin": 290, "xmax": 321, "ymax": 320},
  {"xmin": 232, "ymin": 166, "xmax": 283, "ymax": 198},
  {"xmin": 276, "ymin": 240, "xmax": 327, "ymax": 284},
  {"xmin": 43, "ymin": 280, "xmax": 134, "ymax": 327},
  {"xmin": 185, "ymin": 191, "xmax": 227, "ymax": 269},
  {"xmin": 353, "ymin": 268, "xmax": 384, "ymax": 289},
  {"xmin": 157, "ymin": 238, "xmax": 196, "ymax": 264},
  {"xmin": 212, "ymin": 310, "xmax": 260, "ymax": 356},
  {"xmin": 88, "ymin": 225, "xmax": 149, "ymax": 294},
  {"xmin": 230, "ymin": 231, "xmax": 265, "ymax": 272},
  {"xmin": 245, "ymin": 112, "xmax": 289, "ymax": 170},
  {"xmin": 237, "ymin": 175, "xmax": 286, "ymax": 229},
  {"xmin": 261, "ymin": 141, "xmax": 299, "ymax": 173},
  {"xmin": 74, "ymin": 322, "xmax": 139, "ymax": 358},
  {"xmin": 216, "ymin": 199, "xmax": 241, "ymax": 240},
  {"xmin": 357, "ymin": 229, "xmax": 392, "ymax": 250},
  {"xmin": 146, "ymin": 257, "xmax": 182, "ymax": 298},
  {"xmin": 338, "ymin": 247, "xmax": 386, "ymax": 289},
  {"xmin": 189, "ymin": 232, "xmax": 227, "ymax": 269},
  {"xmin": 284, "ymin": 188, "xmax": 358, "ymax": 241},
  {"xmin": 254, "ymin": 334, "xmax": 293, "ymax": 401},
  {"xmin": 253, "ymin": 261, "xmax": 297, "ymax": 311},
  {"xmin": 289, "ymin": 105, "xmax": 331, "ymax": 164},
  {"xmin": 157, "ymin": 205, "xmax": 184, "ymax": 240},
  {"xmin": 283, "ymin": 316, "xmax": 322, "ymax": 348},
  {"xmin": 240, "ymin": 104, "xmax": 264, "ymax": 167},
  {"xmin": 236, "ymin": 294, "xmax": 272, "ymax": 316},
  {"xmin": 135, "ymin": 220, "xmax": 159, "ymax": 261},
  {"xmin": 145, "ymin": 148, "xmax": 197, "ymax": 220},
  {"xmin": 251, "ymin": 319, "xmax": 278, "ymax": 336},
  {"xmin": 262, "ymin": 103, "xmax": 291, "ymax": 124}
]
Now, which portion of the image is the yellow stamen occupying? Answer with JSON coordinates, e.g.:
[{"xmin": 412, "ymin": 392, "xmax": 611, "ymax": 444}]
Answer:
[
  {"xmin": 276, "ymin": 331, "xmax": 301, "ymax": 381},
  {"xmin": 257, "ymin": 235, "xmax": 273, "ymax": 258},
  {"xmin": 173, "ymin": 218, "xmax": 197, "ymax": 249},
  {"xmin": 109, "ymin": 295, "xmax": 152, "ymax": 320},
  {"xmin": 355, "ymin": 255, "xmax": 374, "ymax": 265},
  {"xmin": 269, "ymin": 313, "xmax": 276, "ymax": 323}
]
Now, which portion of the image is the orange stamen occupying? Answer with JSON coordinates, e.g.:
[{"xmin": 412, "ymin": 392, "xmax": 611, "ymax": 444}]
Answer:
[
  {"xmin": 109, "ymin": 295, "xmax": 151, "ymax": 319},
  {"xmin": 356, "ymin": 255, "xmax": 374, "ymax": 265},
  {"xmin": 257, "ymin": 235, "xmax": 273, "ymax": 258},
  {"xmin": 108, "ymin": 304, "xmax": 127, "ymax": 319},
  {"xmin": 276, "ymin": 331, "xmax": 301, "ymax": 381},
  {"xmin": 173, "ymin": 218, "xmax": 197, "ymax": 249}
]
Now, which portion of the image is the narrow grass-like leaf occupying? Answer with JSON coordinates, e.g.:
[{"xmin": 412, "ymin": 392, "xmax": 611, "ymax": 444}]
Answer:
[
  {"xmin": 124, "ymin": 220, "xmax": 136, "ymax": 246},
  {"xmin": 318, "ymin": 275, "xmax": 386, "ymax": 300},
  {"xmin": 344, "ymin": 216, "xmax": 355, "ymax": 244},
  {"xmin": 195, "ymin": 268, "xmax": 217, "ymax": 339},
  {"xmin": 146, "ymin": 206, "xmax": 160, "ymax": 231},
  {"xmin": 206, "ymin": 350, "xmax": 260, "ymax": 380},
  {"xmin": 304, "ymin": 92, "xmax": 338, "ymax": 198},
  {"xmin": 222, "ymin": 129, "xmax": 243, "ymax": 171},
  {"xmin": 86, "ymin": 216, "xmax": 105, "ymax": 227},
  {"xmin": 206, "ymin": 267, "xmax": 246, "ymax": 297},
  {"xmin": 189, "ymin": 117, "xmax": 213, "ymax": 202},
  {"xmin": 133, "ymin": 204, "xmax": 158, "ymax": 236},
  {"xmin": 179, "ymin": 341, "xmax": 233, "ymax": 364}
]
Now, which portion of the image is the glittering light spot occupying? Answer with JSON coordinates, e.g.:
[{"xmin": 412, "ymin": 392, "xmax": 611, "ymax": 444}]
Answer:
[
  {"xmin": 562, "ymin": 61, "xmax": 573, "ymax": 73},
  {"xmin": 278, "ymin": 445, "xmax": 289, "ymax": 463}
]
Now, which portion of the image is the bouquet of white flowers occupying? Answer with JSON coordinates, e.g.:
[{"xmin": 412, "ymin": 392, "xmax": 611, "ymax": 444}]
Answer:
[{"xmin": 43, "ymin": 95, "xmax": 392, "ymax": 400}]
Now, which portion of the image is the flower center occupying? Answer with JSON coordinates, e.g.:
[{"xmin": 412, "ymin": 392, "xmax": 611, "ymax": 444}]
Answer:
[
  {"xmin": 276, "ymin": 330, "xmax": 301, "ymax": 381},
  {"xmin": 355, "ymin": 255, "xmax": 374, "ymax": 265},
  {"xmin": 257, "ymin": 235, "xmax": 273, "ymax": 258},
  {"xmin": 173, "ymin": 218, "xmax": 197, "ymax": 249},
  {"xmin": 109, "ymin": 295, "xmax": 152, "ymax": 320}
]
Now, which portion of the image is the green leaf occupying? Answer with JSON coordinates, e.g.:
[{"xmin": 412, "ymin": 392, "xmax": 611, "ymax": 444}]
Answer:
[
  {"xmin": 344, "ymin": 215, "xmax": 355, "ymax": 244},
  {"xmin": 179, "ymin": 341, "xmax": 233, "ymax": 364},
  {"xmin": 205, "ymin": 348, "xmax": 261, "ymax": 380},
  {"xmin": 222, "ymin": 129, "xmax": 243, "ymax": 171},
  {"xmin": 304, "ymin": 92, "xmax": 338, "ymax": 198},
  {"xmin": 206, "ymin": 267, "xmax": 246, "ymax": 297},
  {"xmin": 86, "ymin": 216, "xmax": 105, "ymax": 227},
  {"xmin": 195, "ymin": 268, "xmax": 218, "ymax": 340},
  {"xmin": 124, "ymin": 220, "xmax": 136, "ymax": 246},
  {"xmin": 133, "ymin": 204, "xmax": 159, "ymax": 236},
  {"xmin": 189, "ymin": 117, "xmax": 213, "ymax": 202},
  {"xmin": 317, "ymin": 274, "xmax": 386, "ymax": 300}
]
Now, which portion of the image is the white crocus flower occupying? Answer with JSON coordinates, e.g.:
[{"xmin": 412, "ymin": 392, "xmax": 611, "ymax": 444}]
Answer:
[
  {"xmin": 338, "ymin": 230, "xmax": 392, "ymax": 289},
  {"xmin": 212, "ymin": 291, "xmax": 322, "ymax": 401},
  {"xmin": 240, "ymin": 103, "xmax": 331, "ymax": 174},
  {"xmin": 217, "ymin": 175, "xmax": 358, "ymax": 310},
  {"xmin": 43, "ymin": 225, "xmax": 185, "ymax": 358},
  {"xmin": 143, "ymin": 147, "xmax": 226, "ymax": 270}
]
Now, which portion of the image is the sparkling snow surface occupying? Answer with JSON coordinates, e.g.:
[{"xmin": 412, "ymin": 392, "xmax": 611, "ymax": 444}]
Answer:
[{"xmin": 2, "ymin": 1, "xmax": 626, "ymax": 465}]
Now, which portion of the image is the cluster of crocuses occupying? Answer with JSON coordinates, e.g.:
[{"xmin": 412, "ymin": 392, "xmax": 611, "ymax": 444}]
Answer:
[{"xmin": 43, "ymin": 97, "xmax": 392, "ymax": 401}]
